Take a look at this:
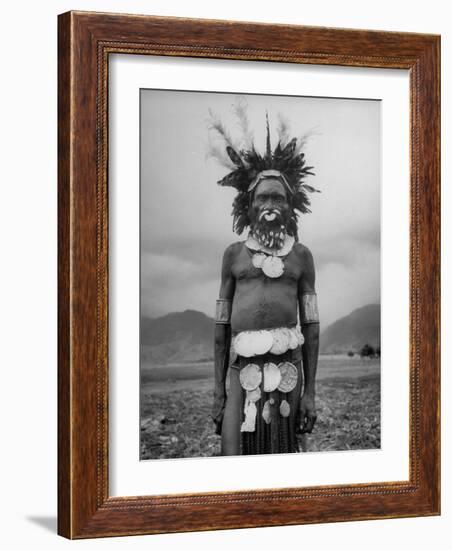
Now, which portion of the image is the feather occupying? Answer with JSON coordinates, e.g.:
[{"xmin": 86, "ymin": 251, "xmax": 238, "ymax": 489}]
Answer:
[
  {"xmin": 292, "ymin": 191, "xmax": 312, "ymax": 213},
  {"xmin": 207, "ymin": 108, "xmax": 239, "ymax": 151},
  {"xmin": 231, "ymin": 192, "xmax": 251, "ymax": 234},
  {"xmin": 226, "ymin": 146, "xmax": 244, "ymax": 167},
  {"xmin": 281, "ymin": 138, "xmax": 297, "ymax": 161},
  {"xmin": 243, "ymin": 147, "xmax": 266, "ymax": 173},
  {"xmin": 217, "ymin": 172, "xmax": 238, "ymax": 187},
  {"xmin": 293, "ymin": 127, "xmax": 321, "ymax": 155},
  {"xmin": 205, "ymin": 139, "xmax": 236, "ymax": 169},
  {"xmin": 276, "ymin": 113, "xmax": 290, "ymax": 148},
  {"xmin": 217, "ymin": 168, "xmax": 249, "ymax": 191},
  {"xmin": 265, "ymin": 111, "xmax": 272, "ymax": 163},
  {"xmin": 232, "ymin": 97, "xmax": 254, "ymax": 150},
  {"xmin": 301, "ymin": 184, "xmax": 320, "ymax": 193},
  {"xmin": 301, "ymin": 166, "xmax": 316, "ymax": 177}
]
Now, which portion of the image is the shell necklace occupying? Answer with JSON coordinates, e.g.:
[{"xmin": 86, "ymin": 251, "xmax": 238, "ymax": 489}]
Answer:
[{"xmin": 245, "ymin": 233, "xmax": 295, "ymax": 279}]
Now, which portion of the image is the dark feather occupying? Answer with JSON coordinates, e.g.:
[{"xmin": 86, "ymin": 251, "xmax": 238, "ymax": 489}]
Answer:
[
  {"xmin": 265, "ymin": 111, "xmax": 272, "ymax": 162},
  {"xmin": 231, "ymin": 192, "xmax": 251, "ymax": 234},
  {"xmin": 217, "ymin": 168, "xmax": 248, "ymax": 191},
  {"xmin": 292, "ymin": 191, "xmax": 312, "ymax": 214},
  {"xmin": 302, "ymin": 184, "xmax": 320, "ymax": 193},
  {"xmin": 281, "ymin": 138, "xmax": 297, "ymax": 160},
  {"xmin": 226, "ymin": 146, "xmax": 244, "ymax": 167}
]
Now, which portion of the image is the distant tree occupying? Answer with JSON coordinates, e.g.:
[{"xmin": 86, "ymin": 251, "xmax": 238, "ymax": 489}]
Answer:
[
  {"xmin": 375, "ymin": 346, "xmax": 381, "ymax": 358},
  {"xmin": 347, "ymin": 351, "xmax": 355, "ymax": 357},
  {"xmin": 360, "ymin": 343, "xmax": 375, "ymax": 358}
]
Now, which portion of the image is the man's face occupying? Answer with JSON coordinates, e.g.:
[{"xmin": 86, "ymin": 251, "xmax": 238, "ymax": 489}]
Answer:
[{"xmin": 249, "ymin": 178, "xmax": 290, "ymax": 250}]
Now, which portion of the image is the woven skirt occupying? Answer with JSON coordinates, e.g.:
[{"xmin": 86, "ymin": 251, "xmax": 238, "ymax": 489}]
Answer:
[{"xmin": 231, "ymin": 348, "xmax": 303, "ymax": 455}]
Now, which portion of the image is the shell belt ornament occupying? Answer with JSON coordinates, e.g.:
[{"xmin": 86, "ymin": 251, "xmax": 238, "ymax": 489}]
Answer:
[
  {"xmin": 240, "ymin": 359, "xmax": 299, "ymax": 432},
  {"xmin": 233, "ymin": 326, "xmax": 304, "ymax": 358},
  {"xmin": 237, "ymin": 326, "xmax": 303, "ymax": 432}
]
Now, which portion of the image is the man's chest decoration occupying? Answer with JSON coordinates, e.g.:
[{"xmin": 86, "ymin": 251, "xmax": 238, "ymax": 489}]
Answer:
[{"xmin": 245, "ymin": 234, "xmax": 295, "ymax": 279}]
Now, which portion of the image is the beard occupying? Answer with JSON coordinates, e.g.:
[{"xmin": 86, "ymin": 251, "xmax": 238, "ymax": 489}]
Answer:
[{"xmin": 250, "ymin": 208, "xmax": 289, "ymax": 251}]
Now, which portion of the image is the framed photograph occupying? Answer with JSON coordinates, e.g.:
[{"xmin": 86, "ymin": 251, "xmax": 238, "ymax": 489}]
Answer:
[{"xmin": 58, "ymin": 11, "xmax": 440, "ymax": 538}]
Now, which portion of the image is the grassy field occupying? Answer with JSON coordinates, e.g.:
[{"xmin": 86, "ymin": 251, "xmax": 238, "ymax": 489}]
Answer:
[{"xmin": 140, "ymin": 356, "xmax": 380, "ymax": 459}]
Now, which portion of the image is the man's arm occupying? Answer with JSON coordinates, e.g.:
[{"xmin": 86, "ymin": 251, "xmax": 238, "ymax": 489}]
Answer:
[
  {"xmin": 297, "ymin": 246, "xmax": 320, "ymax": 434},
  {"xmin": 211, "ymin": 245, "xmax": 236, "ymax": 435}
]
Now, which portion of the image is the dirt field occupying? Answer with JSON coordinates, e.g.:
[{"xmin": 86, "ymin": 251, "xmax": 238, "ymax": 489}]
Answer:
[{"xmin": 140, "ymin": 356, "xmax": 380, "ymax": 459}]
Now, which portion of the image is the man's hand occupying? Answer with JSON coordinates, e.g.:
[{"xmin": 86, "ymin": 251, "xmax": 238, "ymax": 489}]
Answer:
[
  {"xmin": 211, "ymin": 387, "xmax": 227, "ymax": 436},
  {"xmin": 298, "ymin": 393, "xmax": 317, "ymax": 434}
]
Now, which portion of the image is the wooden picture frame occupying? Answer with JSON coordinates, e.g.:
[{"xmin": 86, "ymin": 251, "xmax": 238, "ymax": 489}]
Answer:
[{"xmin": 58, "ymin": 11, "xmax": 440, "ymax": 539}]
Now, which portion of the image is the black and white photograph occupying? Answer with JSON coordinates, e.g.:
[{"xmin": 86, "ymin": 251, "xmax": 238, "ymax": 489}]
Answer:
[
  {"xmin": 0, "ymin": 0, "xmax": 445, "ymax": 544},
  {"xmin": 140, "ymin": 90, "xmax": 381, "ymax": 460}
]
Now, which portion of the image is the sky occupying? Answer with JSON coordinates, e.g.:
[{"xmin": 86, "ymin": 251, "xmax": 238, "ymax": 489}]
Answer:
[{"xmin": 140, "ymin": 89, "xmax": 380, "ymax": 328}]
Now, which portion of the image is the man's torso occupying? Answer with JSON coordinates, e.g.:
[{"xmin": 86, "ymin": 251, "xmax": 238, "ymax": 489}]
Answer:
[{"xmin": 230, "ymin": 242, "xmax": 304, "ymax": 333}]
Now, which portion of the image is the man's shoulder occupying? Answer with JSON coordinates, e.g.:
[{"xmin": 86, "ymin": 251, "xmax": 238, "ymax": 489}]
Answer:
[
  {"xmin": 291, "ymin": 242, "xmax": 315, "ymax": 275},
  {"xmin": 221, "ymin": 241, "xmax": 245, "ymax": 264},
  {"xmin": 223, "ymin": 240, "xmax": 245, "ymax": 256},
  {"xmin": 292, "ymin": 241, "xmax": 314, "ymax": 260}
]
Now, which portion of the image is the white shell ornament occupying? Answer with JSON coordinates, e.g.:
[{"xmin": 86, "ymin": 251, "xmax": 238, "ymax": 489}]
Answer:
[
  {"xmin": 241, "ymin": 401, "xmax": 257, "ymax": 432},
  {"xmin": 270, "ymin": 328, "xmax": 290, "ymax": 355},
  {"xmin": 296, "ymin": 329, "xmax": 305, "ymax": 346},
  {"xmin": 239, "ymin": 363, "xmax": 262, "ymax": 391},
  {"xmin": 252, "ymin": 253, "xmax": 266, "ymax": 269},
  {"xmin": 246, "ymin": 387, "xmax": 262, "ymax": 403},
  {"xmin": 277, "ymin": 362, "xmax": 298, "ymax": 393},
  {"xmin": 250, "ymin": 330, "xmax": 273, "ymax": 356},
  {"xmin": 288, "ymin": 328, "xmax": 299, "ymax": 350},
  {"xmin": 261, "ymin": 255, "xmax": 284, "ymax": 278},
  {"xmin": 281, "ymin": 328, "xmax": 292, "ymax": 348},
  {"xmin": 280, "ymin": 399, "xmax": 291, "ymax": 417},
  {"xmin": 233, "ymin": 332, "xmax": 254, "ymax": 357},
  {"xmin": 263, "ymin": 362, "xmax": 281, "ymax": 392},
  {"xmin": 262, "ymin": 400, "xmax": 272, "ymax": 424}
]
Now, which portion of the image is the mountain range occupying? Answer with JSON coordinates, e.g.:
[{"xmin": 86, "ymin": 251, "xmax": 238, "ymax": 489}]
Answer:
[
  {"xmin": 319, "ymin": 304, "xmax": 380, "ymax": 354},
  {"xmin": 141, "ymin": 310, "xmax": 215, "ymax": 365},
  {"xmin": 141, "ymin": 304, "xmax": 380, "ymax": 364}
]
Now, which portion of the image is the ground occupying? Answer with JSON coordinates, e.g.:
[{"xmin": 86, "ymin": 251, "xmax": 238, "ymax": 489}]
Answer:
[{"xmin": 140, "ymin": 356, "xmax": 380, "ymax": 459}]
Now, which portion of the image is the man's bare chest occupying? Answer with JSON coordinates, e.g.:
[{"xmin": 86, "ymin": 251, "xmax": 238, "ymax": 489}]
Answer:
[{"xmin": 231, "ymin": 244, "xmax": 302, "ymax": 284}]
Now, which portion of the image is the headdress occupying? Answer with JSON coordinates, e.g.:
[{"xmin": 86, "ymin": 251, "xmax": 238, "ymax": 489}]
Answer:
[{"xmin": 207, "ymin": 101, "xmax": 319, "ymax": 240}]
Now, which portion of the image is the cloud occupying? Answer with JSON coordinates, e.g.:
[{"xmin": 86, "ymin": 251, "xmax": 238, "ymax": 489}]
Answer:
[
  {"xmin": 141, "ymin": 251, "xmax": 219, "ymax": 291},
  {"xmin": 312, "ymin": 229, "xmax": 380, "ymax": 270},
  {"xmin": 316, "ymin": 247, "xmax": 380, "ymax": 326}
]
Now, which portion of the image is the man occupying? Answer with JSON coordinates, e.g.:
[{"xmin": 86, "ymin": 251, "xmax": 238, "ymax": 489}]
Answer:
[{"xmin": 209, "ymin": 113, "xmax": 320, "ymax": 455}]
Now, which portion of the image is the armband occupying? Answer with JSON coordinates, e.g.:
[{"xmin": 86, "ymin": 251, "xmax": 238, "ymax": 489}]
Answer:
[
  {"xmin": 300, "ymin": 293, "xmax": 319, "ymax": 324},
  {"xmin": 215, "ymin": 299, "xmax": 232, "ymax": 324}
]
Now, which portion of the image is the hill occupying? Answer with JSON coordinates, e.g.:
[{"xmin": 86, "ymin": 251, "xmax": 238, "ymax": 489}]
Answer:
[
  {"xmin": 141, "ymin": 310, "xmax": 214, "ymax": 365},
  {"xmin": 320, "ymin": 304, "xmax": 380, "ymax": 354}
]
